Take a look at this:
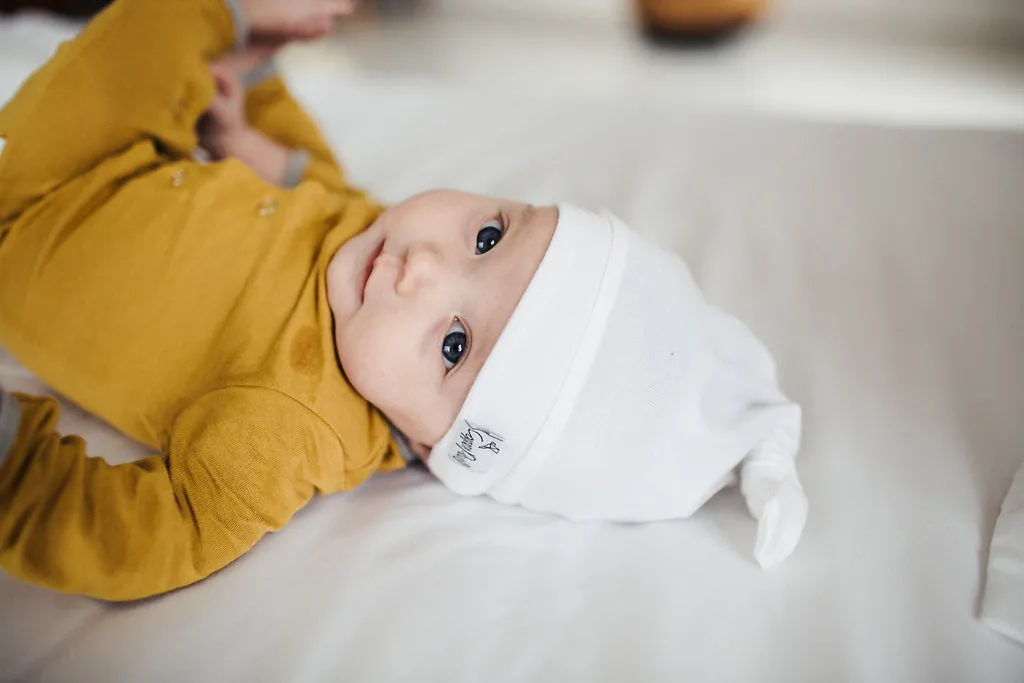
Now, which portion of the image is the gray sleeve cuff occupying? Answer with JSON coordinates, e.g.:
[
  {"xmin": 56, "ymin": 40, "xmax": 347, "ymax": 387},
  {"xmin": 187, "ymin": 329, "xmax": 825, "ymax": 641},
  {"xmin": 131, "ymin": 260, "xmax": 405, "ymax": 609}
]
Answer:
[
  {"xmin": 242, "ymin": 59, "xmax": 279, "ymax": 90},
  {"xmin": 282, "ymin": 149, "xmax": 310, "ymax": 188},
  {"xmin": 223, "ymin": 0, "xmax": 250, "ymax": 49},
  {"xmin": 389, "ymin": 425, "xmax": 419, "ymax": 465},
  {"xmin": 0, "ymin": 390, "xmax": 21, "ymax": 467}
]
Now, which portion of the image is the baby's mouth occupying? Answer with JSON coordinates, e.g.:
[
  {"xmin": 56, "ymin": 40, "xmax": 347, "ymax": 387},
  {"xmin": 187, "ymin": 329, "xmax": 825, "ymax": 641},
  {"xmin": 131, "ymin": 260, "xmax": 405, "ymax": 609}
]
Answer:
[{"xmin": 361, "ymin": 238, "xmax": 385, "ymax": 303}]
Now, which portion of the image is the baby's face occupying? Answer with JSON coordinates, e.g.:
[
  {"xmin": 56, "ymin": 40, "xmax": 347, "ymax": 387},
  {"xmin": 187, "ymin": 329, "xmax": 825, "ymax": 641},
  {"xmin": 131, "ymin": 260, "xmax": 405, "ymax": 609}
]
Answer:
[{"xmin": 327, "ymin": 190, "xmax": 557, "ymax": 454}]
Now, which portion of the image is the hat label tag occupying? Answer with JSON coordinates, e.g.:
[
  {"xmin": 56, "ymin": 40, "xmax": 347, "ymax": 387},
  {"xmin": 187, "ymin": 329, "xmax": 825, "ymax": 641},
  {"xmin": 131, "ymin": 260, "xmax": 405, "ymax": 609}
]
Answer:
[{"xmin": 449, "ymin": 420, "xmax": 504, "ymax": 473}]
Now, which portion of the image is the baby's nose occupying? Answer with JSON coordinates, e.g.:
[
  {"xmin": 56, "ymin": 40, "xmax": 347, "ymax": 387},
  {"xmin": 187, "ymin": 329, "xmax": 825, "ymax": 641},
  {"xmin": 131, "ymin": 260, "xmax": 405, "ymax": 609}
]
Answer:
[{"xmin": 396, "ymin": 243, "xmax": 444, "ymax": 297}]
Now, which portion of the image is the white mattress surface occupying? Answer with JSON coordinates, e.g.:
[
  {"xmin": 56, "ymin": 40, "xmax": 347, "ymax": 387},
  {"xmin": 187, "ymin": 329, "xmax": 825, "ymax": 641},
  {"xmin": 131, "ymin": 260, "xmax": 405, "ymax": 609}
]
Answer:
[{"xmin": 1, "ymin": 15, "xmax": 1023, "ymax": 683}]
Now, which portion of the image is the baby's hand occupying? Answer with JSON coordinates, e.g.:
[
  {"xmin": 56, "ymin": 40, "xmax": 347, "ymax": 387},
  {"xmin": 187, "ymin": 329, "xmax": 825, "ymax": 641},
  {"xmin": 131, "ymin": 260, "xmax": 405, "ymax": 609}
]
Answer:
[
  {"xmin": 242, "ymin": 0, "xmax": 356, "ymax": 41},
  {"xmin": 199, "ymin": 38, "xmax": 280, "ymax": 159},
  {"xmin": 198, "ymin": 50, "xmax": 291, "ymax": 185},
  {"xmin": 198, "ymin": 58, "xmax": 250, "ymax": 160}
]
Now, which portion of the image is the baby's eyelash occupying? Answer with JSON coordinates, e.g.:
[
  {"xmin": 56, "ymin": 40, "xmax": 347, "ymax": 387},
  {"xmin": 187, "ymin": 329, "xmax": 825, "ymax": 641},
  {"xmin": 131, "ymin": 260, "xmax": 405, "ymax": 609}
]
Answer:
[{"xmin": 441, "ymin": 317, "xmax": 472, "ymax": 375}]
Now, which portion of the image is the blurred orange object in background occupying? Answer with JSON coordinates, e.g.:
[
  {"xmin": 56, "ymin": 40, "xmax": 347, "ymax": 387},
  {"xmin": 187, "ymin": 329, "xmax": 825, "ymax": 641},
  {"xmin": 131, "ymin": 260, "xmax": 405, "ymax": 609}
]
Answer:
[{"xmin": 637, "ymin": 0, "xmax": 768, "ymax": 43}]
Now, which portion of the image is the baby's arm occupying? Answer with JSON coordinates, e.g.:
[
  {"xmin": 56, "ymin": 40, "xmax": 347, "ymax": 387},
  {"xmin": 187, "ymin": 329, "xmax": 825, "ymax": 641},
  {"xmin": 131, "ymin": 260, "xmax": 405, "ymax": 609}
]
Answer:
[
  {"xmin": 0, "ymin": 0, "xmax": 239, "ymax": 223},
  {"xmin": 0, "ymin": 0, "xmax": 351, "ymax": 223},
  {"xmin": 0, "ymin": 388, "xmax": 331, "ymax": 600}
]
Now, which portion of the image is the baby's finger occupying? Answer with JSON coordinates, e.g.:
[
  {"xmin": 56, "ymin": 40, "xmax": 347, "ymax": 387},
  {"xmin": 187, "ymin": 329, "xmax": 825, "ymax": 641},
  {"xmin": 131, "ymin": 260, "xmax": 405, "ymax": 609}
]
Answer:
[
  {"xmin": 327, "ymin": 0, "xmax": 357, "ymax": 16},
  {"xmin": 206, "ymin": 92, "xmax": 232, "ymax": 124},
  {"xmin": 210, "ymin": 65, "xmax": 240, "ymax": 100},
  {"xmin": 293, "ymin": 15, "xmax": 333, "ymax": 40},
  {"xmin": 247, "ymin": 37, "xmax": 287, "ymax": 58}
]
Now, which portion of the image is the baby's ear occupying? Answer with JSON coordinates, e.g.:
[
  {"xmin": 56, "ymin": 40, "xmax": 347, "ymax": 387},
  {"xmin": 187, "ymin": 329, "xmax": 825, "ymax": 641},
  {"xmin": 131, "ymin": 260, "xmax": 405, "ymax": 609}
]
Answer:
[{"xmin": 410, "ymin": 440, "xmax": 432, "ymax": 461}]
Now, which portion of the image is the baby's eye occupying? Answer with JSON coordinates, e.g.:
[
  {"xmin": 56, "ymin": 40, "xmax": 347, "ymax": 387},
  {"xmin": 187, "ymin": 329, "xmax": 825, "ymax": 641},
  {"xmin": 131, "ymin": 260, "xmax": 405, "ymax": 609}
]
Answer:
[
  {"xmin": 442, "ymin": 318, "xmax": 469, "ymax": 371},
  {"xmin": 475, "ymin": 219, "xmax": 504, "ymax": 255}
]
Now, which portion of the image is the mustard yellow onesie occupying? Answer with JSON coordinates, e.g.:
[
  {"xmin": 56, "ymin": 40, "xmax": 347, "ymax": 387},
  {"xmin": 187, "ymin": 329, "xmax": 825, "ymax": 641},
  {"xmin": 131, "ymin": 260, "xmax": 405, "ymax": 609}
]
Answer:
[{"xmin": 0, "ymin": 0, "xmax": 404, "ymax": 601}]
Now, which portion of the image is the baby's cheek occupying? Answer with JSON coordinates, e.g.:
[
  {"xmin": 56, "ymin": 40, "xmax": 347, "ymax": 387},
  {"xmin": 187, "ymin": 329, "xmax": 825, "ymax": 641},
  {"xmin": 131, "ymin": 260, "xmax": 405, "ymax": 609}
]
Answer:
[
  {"xmin": 336, "ymin": 327, "xmax": 372, "ymax": 392},
  {"xmin": 338, "ymin": 321, "xmax": 399, "ymax": 401}
]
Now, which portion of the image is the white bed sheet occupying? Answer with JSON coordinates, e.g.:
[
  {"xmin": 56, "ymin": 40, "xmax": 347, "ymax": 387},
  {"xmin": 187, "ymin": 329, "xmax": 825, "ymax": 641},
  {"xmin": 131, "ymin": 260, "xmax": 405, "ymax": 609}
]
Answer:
[{"xmin": 1, "ymin": 15, "xmax": 1023, "ymax": 683}]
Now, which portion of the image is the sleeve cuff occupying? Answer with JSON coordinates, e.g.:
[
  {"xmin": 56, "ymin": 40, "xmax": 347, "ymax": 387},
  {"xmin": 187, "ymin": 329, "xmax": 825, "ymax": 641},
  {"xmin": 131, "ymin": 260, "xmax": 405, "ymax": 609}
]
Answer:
[
  {"xmin": 242, "ymin": 59, "xmax": 279, "ymax": 90},
  {"xmin": 282, "ymin": 149, "xmax": 310, "ymax": 188},
  {"xmin": 0, "ymin": 390, "xmax": 21, "ymax": 468},
  {"xmin": 389, "ymin": 425, "xmax": 419, "ymax": 465},
  {"xmin": 223, "ymin": 0, "xmax": 250, "ymax": 49}
]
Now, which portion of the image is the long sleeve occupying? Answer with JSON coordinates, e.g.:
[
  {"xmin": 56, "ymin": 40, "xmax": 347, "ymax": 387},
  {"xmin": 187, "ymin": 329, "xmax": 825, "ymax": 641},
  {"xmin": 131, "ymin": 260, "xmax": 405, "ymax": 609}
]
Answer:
[
  {"xmin": 0, "ymin": 0, "xmax": 241, "ymax": 222},
  {"xmin": 0, "ymin": 388, "xmax": 339, "ymax": 601}
]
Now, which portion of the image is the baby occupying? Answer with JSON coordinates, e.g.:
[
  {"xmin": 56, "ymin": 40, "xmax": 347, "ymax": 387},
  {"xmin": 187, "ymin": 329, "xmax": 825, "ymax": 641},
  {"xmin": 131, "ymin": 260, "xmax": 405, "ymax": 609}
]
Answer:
[{"xmin": 0, "ymin": 0, "xmax": 807, "ymax": 601}]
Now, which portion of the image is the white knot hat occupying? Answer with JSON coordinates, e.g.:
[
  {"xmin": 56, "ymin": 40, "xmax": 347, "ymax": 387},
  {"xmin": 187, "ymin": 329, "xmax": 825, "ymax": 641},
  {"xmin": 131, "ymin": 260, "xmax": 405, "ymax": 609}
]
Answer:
[{"xmin": 427, "ymin": 204, "xmax": 808, "ymax": 567}]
